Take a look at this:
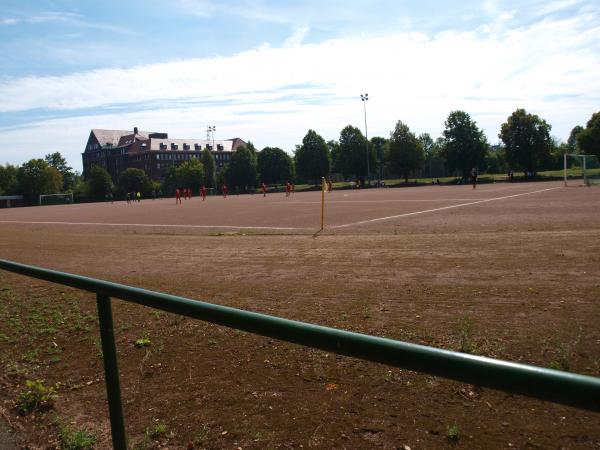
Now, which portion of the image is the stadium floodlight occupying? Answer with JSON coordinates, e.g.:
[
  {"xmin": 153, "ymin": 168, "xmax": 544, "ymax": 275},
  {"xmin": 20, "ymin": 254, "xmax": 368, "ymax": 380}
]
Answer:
[
  {"xmin": 360, "ymin": 93, "xmax": 370, "ymax": 183},
  {"xmin": 207, "ymin": 125, "xmax": 216, "ymax": 150},
  {"xmin": 563, "ymin": 153, "xmax": 600, "ymax": 187}
]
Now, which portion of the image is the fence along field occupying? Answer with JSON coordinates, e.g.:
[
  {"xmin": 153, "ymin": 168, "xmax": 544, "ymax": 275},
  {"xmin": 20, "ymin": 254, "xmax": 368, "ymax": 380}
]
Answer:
[{"xmin": 0, "ymin": 180, "xmax": 599, "ymax": 448}]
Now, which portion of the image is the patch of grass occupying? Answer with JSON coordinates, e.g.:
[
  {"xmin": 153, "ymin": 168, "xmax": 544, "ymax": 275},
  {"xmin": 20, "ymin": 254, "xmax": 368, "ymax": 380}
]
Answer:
[
  {"xmin": 549, "ymin": 343, "xmax": 573, "ymax": 372},
  {"xmin": 134, "ymin": 336, "xmax": 151, "ymax": 348},
  {"xmin": 16, "ymin": 379, "xmax": 57, "ymax": 415},
  {"xmin": 447, "ymin": 423, "xmax": 460, "ymax": 441},
  {"xmin": 148, "ymin": 420, "xmax": 167, "ymax": 439},
  {"xmin": 456, "ymin": 315, "xmax": 478, "ymax": 354},
  {"xmin": 59, "ymin": 424, "xmax": 96, "ymax": 450}
]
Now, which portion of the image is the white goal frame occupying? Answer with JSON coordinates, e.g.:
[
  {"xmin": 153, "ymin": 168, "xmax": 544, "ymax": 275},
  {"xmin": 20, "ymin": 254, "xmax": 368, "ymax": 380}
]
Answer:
[
  {"xmin": 563, "ymin": 153, "xmax": 599, "ymax": 187},
  {"xmin": 39, "ymin": 192, "xmax": 73, "ymax": 205}
]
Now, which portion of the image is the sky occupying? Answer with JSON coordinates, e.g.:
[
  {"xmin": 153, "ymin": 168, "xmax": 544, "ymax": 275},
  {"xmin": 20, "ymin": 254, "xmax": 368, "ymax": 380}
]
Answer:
[{"xmin": 0, "ymin": 0, "xmax": 599, "ymax": 172}]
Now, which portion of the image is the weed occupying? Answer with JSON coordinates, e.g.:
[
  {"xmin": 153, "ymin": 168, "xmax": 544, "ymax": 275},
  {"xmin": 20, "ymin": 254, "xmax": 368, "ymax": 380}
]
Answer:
[
  {"xmin": 194, "ymin": 423, "xmax": 209, "ymax": 445},
  {"xmin": 207, "ymin": 338, "xmax": 218, "ymax": 346},
  {"xmin": 549, "ymin": 343, "xmax": 572, "ymax": 372},
  {"xmin": 362, "ymin": 305, "xmax": 370, "ymax": 319},
  {"xmin": 59, "ymin": 424, "xmax": 96, "ymax": 450},
  {"xmin": 253, "ymin": 431, "xmax": 264, "ymax": 441},
  {"xmin": 23, "ymin": 348, "xmax": 40, "ymax": 363},
  {"xmin": 456, "ymin": 315, "xmax": 478, "ymax": 354},
  {"xmin": 447, "ymin": 423, "xmax": 460, "ymax": 441},
  {"xmin": 383, "ymin": 370, "xmax": 393, "ymax": 382},
  {"xmin": 340, "ymin": 313, "xmax": 348, "ymax": 321},
  {"xmin": 152, "ymin": 311, "xmax": 163, "ymax": 319},
  {"xmin": 135, "ymin": 336, "xmax": 151, "ymax": 348},
  {"xmin": 149, "ymin": 420, "xmax": 167, "ymax": 438},
  {"xmin": 16, "ymin": 379, "xmax": 57, "ymax": 415}
]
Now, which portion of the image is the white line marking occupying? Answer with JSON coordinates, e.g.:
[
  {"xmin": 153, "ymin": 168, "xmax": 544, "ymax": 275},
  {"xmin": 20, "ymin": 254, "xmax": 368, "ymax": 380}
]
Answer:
[
  {"xmin": 332, "ymin": 186, "xmax": 561, "ymax": 229},
  {"xmin": 0, "ymin": 221, "xmax": 308, "ymax": 231}
]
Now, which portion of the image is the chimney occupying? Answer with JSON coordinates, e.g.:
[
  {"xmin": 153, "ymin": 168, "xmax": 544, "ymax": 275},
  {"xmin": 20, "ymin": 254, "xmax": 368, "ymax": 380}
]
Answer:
[{"xmin": 134, "ymin": 126, "xmax": 138, "ymax": 134}]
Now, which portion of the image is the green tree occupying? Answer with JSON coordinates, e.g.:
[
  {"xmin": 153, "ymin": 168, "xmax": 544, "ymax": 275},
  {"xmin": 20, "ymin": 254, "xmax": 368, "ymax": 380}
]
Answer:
[
  {"xmin": 577, "ymin": 112, "xmax": 600, "ymax": 158},
  {"xmin": 44, "ymin": 152, "xmax": 75, "ymax": 191},
  {"xmin": 386, "ymin": 121, "xmax": 424, "ymax": 183},
  {"xmin": 118, "ymin": 168, "xmax": 152, "ymax": 194},
  {"xmin": 295, "ymin": 129, "xmax": 330, "ymax": 184},
  {"xmin": 499, "ymin": 108, "xmax": 552, "ymax": 173},
  {"xmin": 338, "ymin": 125, "xmax": 376, "ymax": 180},
  {"xmin": 0, "ymin": 164, "xmax": 19, "ymax": 195},
  {"xmin": 226, "ymin": 146, "xmax": 258, "ymax": 191},
  {"xmin": 568, "ymin": 125, "xmax": 584, "ymax": 152},
  {"xmin": 177, "ymin": 158, "xmax": 205, "ymax": 193},
  {"xmin": 201, "ymin": 148, "xmax": 217, "ymax": 188},
  {"xmin": 370, "ymin": 136, "xmax": 387, "ymax": 180},
  {"xmin": 442, "ymin": 110, "xmax": 489, "ymax": 177},
  {"xmin": 88, "ymin": 165, "xmax": 113, "ymax": 199},
  {"xmin": 418, "ymin": 133, "xmax": 435, "ymax": 179},
  {"xmin": 17, "ymin": 159, "xmax": 63, "ymax": 203},
  {"xmin": 328, "ymin": 140, "xmax": 342, "ymax": 174},
  {"xmin": 258, "ymin": 147, "xmax": 294, "ymax": 184}
]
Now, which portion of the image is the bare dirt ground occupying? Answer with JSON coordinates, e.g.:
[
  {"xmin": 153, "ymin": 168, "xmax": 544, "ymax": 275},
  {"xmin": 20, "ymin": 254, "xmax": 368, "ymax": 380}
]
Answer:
[{"xmin": 0, "ymin": 181, "xmax": 599, "ymax": 449}]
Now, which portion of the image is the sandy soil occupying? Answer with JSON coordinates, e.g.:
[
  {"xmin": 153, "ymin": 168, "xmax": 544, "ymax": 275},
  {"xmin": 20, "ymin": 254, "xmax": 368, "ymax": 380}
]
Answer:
[{"xmin": 0, "ymin": 181, "xmax": 599, "ymax": 449}]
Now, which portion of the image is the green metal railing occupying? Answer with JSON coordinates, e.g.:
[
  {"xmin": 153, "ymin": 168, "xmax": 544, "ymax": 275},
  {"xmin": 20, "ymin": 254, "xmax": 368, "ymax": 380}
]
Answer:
[{"xmin": 1, "ymin": 258, "xmax": 599, "ymax": 449}]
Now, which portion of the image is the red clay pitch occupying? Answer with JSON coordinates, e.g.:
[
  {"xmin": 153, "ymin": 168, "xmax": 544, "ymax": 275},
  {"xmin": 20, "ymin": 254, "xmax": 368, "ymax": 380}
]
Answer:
[{"xmin": 0, "ymin": 181, "xmax": 585, "ymax": 233}]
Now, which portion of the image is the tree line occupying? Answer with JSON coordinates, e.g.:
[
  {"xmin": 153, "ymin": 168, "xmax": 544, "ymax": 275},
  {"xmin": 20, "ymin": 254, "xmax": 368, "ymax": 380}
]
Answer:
[{"xmin": 1, "ymin": 109, "xmax": 599, "ymax": 203}]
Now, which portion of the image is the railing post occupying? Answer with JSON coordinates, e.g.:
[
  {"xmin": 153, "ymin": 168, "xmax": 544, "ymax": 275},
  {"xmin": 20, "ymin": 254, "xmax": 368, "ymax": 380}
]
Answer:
[{"xmin": 96, "ymin": 293, "xmax": 127, "ymax": 450}]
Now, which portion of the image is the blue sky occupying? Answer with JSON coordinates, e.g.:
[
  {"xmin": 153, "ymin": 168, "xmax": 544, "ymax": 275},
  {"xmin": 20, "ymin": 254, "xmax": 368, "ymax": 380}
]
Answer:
[{"xmin": 1, "ymin": 0, "xmax": 599, "ymax": 171}]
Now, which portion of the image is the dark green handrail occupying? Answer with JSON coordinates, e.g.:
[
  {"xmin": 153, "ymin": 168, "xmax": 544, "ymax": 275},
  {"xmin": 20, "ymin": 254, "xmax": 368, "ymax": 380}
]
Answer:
[{"xmin": 1, "ymin": 258, "xmax": 599, "ymax": 449}]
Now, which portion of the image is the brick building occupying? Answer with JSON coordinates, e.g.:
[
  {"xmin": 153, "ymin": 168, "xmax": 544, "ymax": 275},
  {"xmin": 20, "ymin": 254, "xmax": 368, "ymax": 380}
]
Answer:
[{"xmin": 82, "ymin": 127, "xmax": 246, "ymax": 181}]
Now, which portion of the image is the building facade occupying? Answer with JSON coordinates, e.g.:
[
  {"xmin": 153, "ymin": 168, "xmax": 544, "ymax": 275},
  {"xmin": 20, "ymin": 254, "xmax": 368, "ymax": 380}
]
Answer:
[{"xmin": 82, "ymin": 127, "xmax": 246, "ymax": 181}]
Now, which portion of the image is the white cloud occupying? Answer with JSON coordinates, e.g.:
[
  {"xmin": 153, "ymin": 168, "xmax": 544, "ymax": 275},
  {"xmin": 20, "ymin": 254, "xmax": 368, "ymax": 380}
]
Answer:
[
  {"xmin": 0, "ymin": 14, "xmax": 599, "ymax": 170},
  {"xmin": 0, "ymin": 18, "xmax": 19, "ymax": 25}
]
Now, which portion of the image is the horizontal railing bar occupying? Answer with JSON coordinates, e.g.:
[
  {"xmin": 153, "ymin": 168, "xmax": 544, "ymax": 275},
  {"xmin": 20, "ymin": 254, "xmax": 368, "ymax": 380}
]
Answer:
[{"xmin": 1, "ymin": 258, "xmax": 599, "ymax": 411}]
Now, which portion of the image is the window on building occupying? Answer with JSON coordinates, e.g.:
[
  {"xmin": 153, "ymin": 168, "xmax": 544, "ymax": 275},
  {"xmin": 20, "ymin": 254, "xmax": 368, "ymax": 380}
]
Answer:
[
  {"xmin": 160, "ymin": 143, "xmax": 167, "ymax": 150},
  {"xmin": 171, "ymin": 143, "xmax": 178, "ymax": 150},
  {"xmin": 195, "ymin": 143, "xmax": 202, "ymax": 151},
  {"xmin": 183, "ymin": 143, "xmax": 190, "ymax": 150},
  {"xmin": 217, "ymin": 144, "xmax": 224, "ymax": 151}
]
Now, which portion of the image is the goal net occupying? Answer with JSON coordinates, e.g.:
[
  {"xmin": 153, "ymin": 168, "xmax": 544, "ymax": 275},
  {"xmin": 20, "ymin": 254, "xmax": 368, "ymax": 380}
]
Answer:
[
  {"xmin": 564, "ymin": 154, "xmax": 600, "ymax": 186},
  {"xmin": 39, "ymin": 193, "xmax": 74, "ymax": 205}
]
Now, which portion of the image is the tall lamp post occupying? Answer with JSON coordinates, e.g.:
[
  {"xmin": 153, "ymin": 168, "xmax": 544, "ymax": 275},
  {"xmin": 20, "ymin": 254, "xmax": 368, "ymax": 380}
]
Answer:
[
  {"xmin": 360, "ymin": 93, "xmax": 370, "ymax": 184},
  {"xmin": 207, "ymin": 125, "xmax": 216, "ymax": 150}
]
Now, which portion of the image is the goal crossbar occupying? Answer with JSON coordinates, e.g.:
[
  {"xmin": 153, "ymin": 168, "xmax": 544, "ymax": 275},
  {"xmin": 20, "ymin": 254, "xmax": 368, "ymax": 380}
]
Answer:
[{"xmin": 39, "ymin": 192, "xmax": 73, "ymax": 206}]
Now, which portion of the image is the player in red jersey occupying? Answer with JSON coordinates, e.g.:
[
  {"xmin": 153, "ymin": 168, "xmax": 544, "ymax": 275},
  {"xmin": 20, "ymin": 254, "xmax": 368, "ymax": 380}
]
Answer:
[
  {"xmin": 175, "ymin": 188, "xmax": 182, "ymax": 205},
  {"xmin": 222, "ymin": 184, "xmax": 228, "ymax": 198},
  {"xmin": 201, "ymin": 185, "xmax": 207, "ymax": 201},
  {"xmin": 285, "ymin": 181, "xmax": 291, "ymax": 197},
  {"xmin": 261, "ymin": 182, "xmax": 267, "ymax": 197}
]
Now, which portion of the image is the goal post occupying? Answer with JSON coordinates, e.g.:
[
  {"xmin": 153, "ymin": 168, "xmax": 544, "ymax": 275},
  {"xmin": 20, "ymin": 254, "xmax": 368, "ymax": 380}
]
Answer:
[
  {"xmin": 563, "ymin": 153, "xmax": 600, "ymax": 187},
  {"xmin": 39, "ymin": 192, "xmax": 74, "ymax": 206}
]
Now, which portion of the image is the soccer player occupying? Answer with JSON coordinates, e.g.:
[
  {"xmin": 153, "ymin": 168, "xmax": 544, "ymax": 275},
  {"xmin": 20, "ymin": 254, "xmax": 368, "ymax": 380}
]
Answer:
[
  {"xmin": 222, "ymin": 184, "xmax": 228, "ymax": 198},
  {"xmin": 201, "ymin": 185, "xmax": 207, "ymax": 201},
  {"xmin": 261, "ymin": 182, "xmax": 267, "ymax": 197},
  {"xmin": 327, "ymin": 179, "xmax": 332, "ymax": 192},
  {"xmin": 175, "ymin": 188, "xmax": 181, "ymax": 205},
  {"xmin": 471, "ymin": 168, "xmax": 478, "ymax": 189},
  {"xmin": 285, "ymin": 181, "xmax": 291, "ymax": 197}
]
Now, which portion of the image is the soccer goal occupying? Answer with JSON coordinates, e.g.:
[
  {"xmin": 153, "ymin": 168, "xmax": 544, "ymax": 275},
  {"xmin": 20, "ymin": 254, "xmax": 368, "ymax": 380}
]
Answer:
[
  {"xmin": 39, "ymin": 192, "xmax": 74, "ymax": 206},
  {"xmin": 564, "ymin": 154, "xmax": 600, "ymax": 187}
]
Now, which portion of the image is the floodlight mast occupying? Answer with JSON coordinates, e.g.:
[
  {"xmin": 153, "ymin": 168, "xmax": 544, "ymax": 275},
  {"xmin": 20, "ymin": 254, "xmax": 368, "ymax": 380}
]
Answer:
[
  {"xmin": 207, "ymin": 125, "xmax": 216, "ymax": 150},
  {"xmin": 360, "ymin": 93, "xmax": 370, "ymax": 184}
]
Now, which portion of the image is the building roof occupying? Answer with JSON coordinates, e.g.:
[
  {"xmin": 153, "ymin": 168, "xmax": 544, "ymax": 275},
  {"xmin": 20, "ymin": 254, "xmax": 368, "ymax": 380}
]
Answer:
[
  {"xmin": 91, "ymin": 129, "xmax": 154, "ymax": 147},
  {"xmin": 149, "ymin": 138, "xmax": 237, "ymax": 152}
]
